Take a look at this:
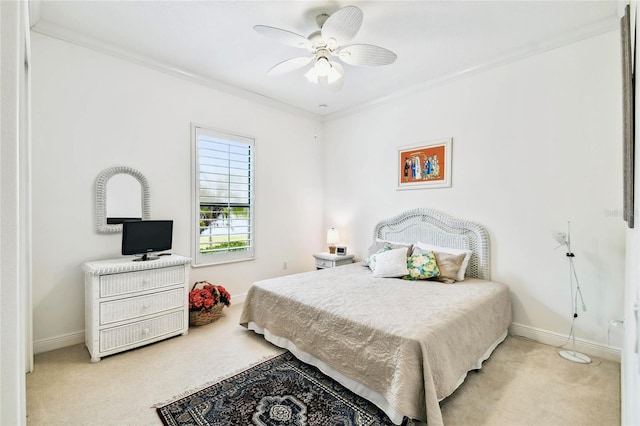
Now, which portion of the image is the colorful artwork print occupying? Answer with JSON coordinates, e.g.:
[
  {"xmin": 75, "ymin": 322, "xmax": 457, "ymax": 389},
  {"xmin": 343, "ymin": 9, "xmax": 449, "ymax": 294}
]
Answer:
[
  {"xmin": 401, "ymin": 145, "xmax": 445, "ymax": 183},
  {"xmin": 397, "ymin": 139, "xmax": 452, "ymax": 190}
]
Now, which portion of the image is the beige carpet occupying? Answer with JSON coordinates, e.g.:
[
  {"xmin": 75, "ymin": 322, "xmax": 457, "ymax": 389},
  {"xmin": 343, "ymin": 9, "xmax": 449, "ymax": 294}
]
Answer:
[
  {"xmin": 26, "ymin": 304, "xmax": 619, "ymax": 425},
  {"xmin": 439, "ymin": 335, "xmax": 620, "ymax": 425}
]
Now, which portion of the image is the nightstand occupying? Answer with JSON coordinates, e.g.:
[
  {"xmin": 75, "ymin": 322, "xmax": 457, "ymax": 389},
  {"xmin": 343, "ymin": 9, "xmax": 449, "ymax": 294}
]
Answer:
[{"xmin": 313, "ymin": 252, "xmax": 355, "ymax": 269}]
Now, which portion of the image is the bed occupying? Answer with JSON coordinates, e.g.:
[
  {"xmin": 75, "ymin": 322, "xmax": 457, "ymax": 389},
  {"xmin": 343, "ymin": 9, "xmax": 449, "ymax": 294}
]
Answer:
[{"xmin": 240, "ymin": 209, "xmax": 512, "ymax": 425}]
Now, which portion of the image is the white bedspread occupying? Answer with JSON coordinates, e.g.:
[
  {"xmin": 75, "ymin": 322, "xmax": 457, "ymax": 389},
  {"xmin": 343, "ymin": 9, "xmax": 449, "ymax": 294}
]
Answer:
[{"xmin": 240, "ymin": 263, "xmax": 512, "ymax": 425}]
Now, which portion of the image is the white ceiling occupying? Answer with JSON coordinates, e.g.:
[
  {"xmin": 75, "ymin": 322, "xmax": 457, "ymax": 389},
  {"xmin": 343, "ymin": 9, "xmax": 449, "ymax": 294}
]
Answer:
[{"xmin": 31, "ymin": 1, "xmax": 620, "ymax": 118}]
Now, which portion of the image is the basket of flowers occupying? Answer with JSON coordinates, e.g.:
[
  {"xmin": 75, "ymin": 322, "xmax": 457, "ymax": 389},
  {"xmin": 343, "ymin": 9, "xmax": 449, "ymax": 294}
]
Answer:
[{"xmin": 188, "ymin": 281, "xmax": 231, "ymax": 326}]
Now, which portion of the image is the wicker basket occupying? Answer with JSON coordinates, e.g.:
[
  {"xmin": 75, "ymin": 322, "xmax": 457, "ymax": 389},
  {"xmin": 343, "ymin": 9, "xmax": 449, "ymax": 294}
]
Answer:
[
  {"xmin": 189, "ymin": 303, "xmax": 224, "ymax": 326},
  {"xmin": 188, "ymin": 281, "xmax": 227, "ymax": 326}
]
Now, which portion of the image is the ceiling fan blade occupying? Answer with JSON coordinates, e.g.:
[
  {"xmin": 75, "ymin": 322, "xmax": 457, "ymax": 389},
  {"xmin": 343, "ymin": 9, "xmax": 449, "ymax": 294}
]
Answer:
[
  {"xmin": 321, "ymin": 6, "xmax": 363, "ymax": 45},
  {"xmin": 254, "ymin": 25, "xmax": 312, "ymax": 50},
  {"xmin": 338, "ymin": 44, "xmax": 397, "ymax": 66},
  {"xmin": 267, "ymin": 56, "xmax": 313, "ymax": 76}
]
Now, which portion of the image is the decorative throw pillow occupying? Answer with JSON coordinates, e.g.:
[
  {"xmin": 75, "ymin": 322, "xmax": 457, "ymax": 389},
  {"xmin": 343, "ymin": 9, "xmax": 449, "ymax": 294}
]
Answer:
[
  {"xmin": 371, "ymin": 247, "xmax": 409, "ymax": 278},
  {"xmin": 367, "ymin": 241, "xmax": 388, "ymax": 258},
  {"xmin": 365, "ymin": 245, "xmax": 391, "ymax": 269},
  {"xmin": 430, "ymin": 251, "xmax": 466, "ymax": 283},
  {"xmin": 370, "ymin": 239, "xmax": 414, "ymax": 257},
  {"xmin": 403, "ymin": 251, "xmax": 440, "ymax": 280},
  {"xmin": 414, "ymin": 242, "xmax": 472, "ymax": 281}
]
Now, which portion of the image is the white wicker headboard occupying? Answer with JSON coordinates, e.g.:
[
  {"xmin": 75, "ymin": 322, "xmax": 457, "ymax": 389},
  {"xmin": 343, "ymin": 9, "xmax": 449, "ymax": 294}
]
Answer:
[{"xmin": 373, "ymin": 208, "xmax": 491, "ymax": 280}]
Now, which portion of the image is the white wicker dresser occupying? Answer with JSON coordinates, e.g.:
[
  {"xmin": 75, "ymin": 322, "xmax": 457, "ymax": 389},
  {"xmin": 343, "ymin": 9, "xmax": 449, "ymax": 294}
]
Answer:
[{"xmin": 81, "ymin": 254, "xmax": 191, "ymax": 362}]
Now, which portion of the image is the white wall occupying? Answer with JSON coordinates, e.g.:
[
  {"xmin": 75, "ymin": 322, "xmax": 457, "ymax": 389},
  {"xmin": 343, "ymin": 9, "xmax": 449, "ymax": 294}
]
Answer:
[
  {"xmin": 29, "ymin": 23, "xmax": 627, "ymax": 363},
  {"xmin": 323, "ymin": 30, "xmax": 624, "ymax": 354},
  {"xmin": 30, "ymin": 33, "xmax": 324, "ymax": 351}
]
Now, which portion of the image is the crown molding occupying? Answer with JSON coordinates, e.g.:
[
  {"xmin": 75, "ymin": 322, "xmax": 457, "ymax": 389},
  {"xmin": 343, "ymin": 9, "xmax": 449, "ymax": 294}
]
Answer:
[
  {"xmin": 28, "ymin": 0, "xmax": 41, "ymax": 29},
  {"xmin": 323, "ymin": 15, "xmax": 619, "ymax": 122},
  {"xmin": 31, "ymin": 14, "xmax": 619, "ymax": 123},
  {"xmin": 31, "ymin": 20, "xmax": 321, "ymax": 122}
]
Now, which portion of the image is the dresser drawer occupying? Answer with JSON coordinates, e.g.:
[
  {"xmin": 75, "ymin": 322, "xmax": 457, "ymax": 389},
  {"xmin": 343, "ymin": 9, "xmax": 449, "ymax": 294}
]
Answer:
[
  {"xmin": 100, "ymin": 266, "xmax": 185, "ymax": 297},
  {"xmin": 99, "ymin": 287, "xmax": 185, "ymax": 325},
  {"xmin": 99, "ymin": 310, "xmax": 184, "ymax": 352}
]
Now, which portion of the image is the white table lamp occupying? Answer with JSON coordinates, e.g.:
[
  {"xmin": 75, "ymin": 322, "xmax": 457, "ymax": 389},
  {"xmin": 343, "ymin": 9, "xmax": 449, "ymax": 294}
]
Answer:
[{"xmin": 327, "ymin": 228, "xmax": 340, "ymax": 254}]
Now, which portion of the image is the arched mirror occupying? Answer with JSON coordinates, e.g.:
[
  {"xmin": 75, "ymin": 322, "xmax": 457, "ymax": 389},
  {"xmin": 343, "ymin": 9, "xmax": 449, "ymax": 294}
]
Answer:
[{"xmin": 95, "ymin": 166, "xmax": 151, "ymax": 233}]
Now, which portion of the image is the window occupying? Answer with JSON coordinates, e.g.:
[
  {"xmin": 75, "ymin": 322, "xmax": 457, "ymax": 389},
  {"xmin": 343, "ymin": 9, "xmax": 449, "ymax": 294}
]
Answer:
[{"xmin": 192, "ymin": 125, "xmax": 255, "ymax": 265}]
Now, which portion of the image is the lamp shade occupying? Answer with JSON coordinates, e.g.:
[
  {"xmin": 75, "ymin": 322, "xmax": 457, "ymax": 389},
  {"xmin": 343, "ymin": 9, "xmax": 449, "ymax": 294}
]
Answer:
[
  {"xmin": 305, "ymin": 57, "xmax": 344, "ymax": 86},
  {"xmin": 327, "ymin": 228, "xmax": 340, "ymax": 245},
  {"xmin": 553, "ymin": 231, "xmax": 568, "ymax": 246}
]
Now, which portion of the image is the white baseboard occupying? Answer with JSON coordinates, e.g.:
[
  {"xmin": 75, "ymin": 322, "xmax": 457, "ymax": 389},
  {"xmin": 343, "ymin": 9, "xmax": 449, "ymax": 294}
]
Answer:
[
  {"xmin": 233, "ymin": 292, "xmax": 247, "ymax": 305},
  {"xmin": 38, "ymin": 306, "xmax": 617, "ymax": 365},
  {"xmin": 33, "ymin": 330, "xmax": 84, "ymax": 355},
  {"xmin": 33, "ymin": 292, "xmax": 249, "ymax": 355},
  {"xmin": 509, "ymin": 323, "xmax": 621, "ymax": 362}
]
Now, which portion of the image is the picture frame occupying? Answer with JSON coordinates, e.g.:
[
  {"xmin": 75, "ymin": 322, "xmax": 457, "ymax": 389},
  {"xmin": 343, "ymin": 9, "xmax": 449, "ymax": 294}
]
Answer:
[
  {"xmin": 621, "ymin": 4, "xmax": 635, "ymax": 228},
  {"xmin": 397, "ymin": 138, "xmax": 452, "ymax": 190}
]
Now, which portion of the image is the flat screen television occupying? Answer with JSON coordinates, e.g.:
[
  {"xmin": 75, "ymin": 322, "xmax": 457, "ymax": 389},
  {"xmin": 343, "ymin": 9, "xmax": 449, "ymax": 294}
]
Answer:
[{"xmin": 121, "ymin": 220, "xmax": 173, "ymax": 261}]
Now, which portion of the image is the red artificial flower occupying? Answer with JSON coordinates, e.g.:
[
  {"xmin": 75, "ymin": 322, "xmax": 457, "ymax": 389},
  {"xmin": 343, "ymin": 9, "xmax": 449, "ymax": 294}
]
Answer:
[
  {"xmin": 188, "ymin": 282, "xmax": 232, "ymax": 311},
  {"xmin": 217, "ymin": 286, "xmax": 231, "ymax": 307}
]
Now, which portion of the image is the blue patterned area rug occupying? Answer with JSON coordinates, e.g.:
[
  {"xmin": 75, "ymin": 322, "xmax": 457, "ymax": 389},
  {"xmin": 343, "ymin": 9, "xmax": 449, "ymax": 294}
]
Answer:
[{"xmin": 156, "ymin": 351, "xmax": 411, "ymax": 426}]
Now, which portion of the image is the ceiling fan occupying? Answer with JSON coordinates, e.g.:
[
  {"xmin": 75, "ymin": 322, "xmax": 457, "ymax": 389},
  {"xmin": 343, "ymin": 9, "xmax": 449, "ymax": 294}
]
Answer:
[{"xmin": 254, "ymin": 5, "xmax": 397, "ymax": 89}]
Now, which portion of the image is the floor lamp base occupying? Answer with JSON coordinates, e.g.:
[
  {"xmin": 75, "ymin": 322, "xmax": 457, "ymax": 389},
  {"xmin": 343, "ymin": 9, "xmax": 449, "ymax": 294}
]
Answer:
[{"xmin": 559, "ymin": 349, "xmax": 591, "ymax": 364}]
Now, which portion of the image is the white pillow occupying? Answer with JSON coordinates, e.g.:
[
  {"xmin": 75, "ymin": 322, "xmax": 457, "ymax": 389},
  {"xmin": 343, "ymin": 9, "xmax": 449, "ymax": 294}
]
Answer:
[
  {"xmin": 375, "ymin": 237, "xmax": 413, "ymax": 247},
  {"xmin": 372, "ymin": 238, "xmax": 413, "ymax": 256},
  {"xmin": 414, "ymin": 242, "xmax": 472, "ymax": 281},
  {"xmin": 372, "ymin": 247, "xmax": 409, "ymax": 278}
]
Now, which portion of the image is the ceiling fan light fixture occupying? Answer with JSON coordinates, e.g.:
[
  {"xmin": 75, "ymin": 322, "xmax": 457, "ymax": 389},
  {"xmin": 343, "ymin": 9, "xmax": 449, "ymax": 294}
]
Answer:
[
  {"xmin": 315, "ymin": 56, "xmax": 331, "ymax": 76},
  {"xmin": 256, "ymin": 5, "xmax": 390, "ymax": 89},
  {"xmin": 325, "ymin": 63, "xmax": 342, "ymax": 84},
  {"xmin": 304, "ymin": 65, "xmax": 320, "ymax": 83},
  {"xmin": 305, "ymin": 57, "xmax": 342, "ymax": 85}
]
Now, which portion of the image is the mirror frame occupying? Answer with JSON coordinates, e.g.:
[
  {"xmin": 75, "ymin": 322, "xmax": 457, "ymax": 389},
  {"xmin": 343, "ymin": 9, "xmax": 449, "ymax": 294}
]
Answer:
[{"xmin": 95, "ymin": 166, "xmax": 151, "ymax": 233}]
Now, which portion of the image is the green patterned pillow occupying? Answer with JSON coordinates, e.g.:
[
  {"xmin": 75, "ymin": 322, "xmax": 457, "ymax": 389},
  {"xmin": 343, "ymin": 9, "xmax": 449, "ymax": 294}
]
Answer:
[
  {"xmin": 403, "ymin": 251, "xmax": 440, "ymax": 280},
  {"xmin": 366, "ymin": 246, "xmax": 391, "ymax": 270}
]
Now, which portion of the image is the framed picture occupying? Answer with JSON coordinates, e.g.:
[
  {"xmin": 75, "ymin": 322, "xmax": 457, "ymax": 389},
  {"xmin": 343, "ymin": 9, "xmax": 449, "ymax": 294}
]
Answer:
[
  {"xmin": 397, "ymin": 138, "xmax": 452, "ymax": 190},
  {"xmin": 621, "ymin": 4, "xmax": 635, "ymax": 228}
]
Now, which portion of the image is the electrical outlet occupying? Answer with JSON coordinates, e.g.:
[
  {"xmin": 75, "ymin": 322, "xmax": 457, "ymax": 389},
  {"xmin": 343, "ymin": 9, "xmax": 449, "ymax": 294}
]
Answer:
[{"xmin": 283, "ymin": 261, "xmax": 288, "ymax": 270}]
